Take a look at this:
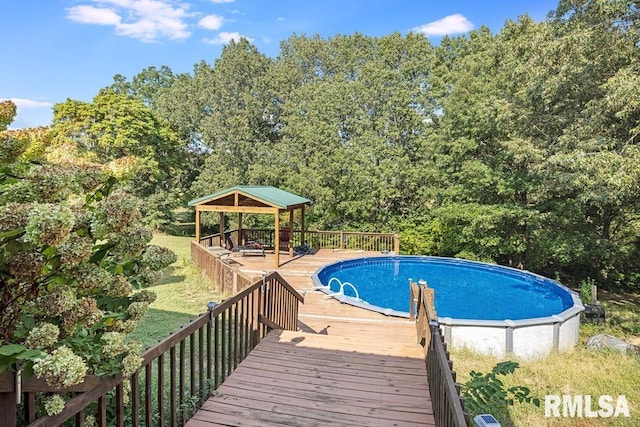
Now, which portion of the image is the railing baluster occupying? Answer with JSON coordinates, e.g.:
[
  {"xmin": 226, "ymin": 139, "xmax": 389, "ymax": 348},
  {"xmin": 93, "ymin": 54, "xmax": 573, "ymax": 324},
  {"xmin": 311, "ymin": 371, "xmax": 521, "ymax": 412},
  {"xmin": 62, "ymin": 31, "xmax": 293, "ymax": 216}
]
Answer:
[
  {"xmin": 221, "ymin": 310, "xmax": 228, "ymax": 382},
  {"xmin": 144, "ymin": 362, "xmax": 152, "ymax": 427},
  {"xmin": 179, "ymin": 339, "xmax": 185, "ymax": 423},
  {"xmin": 24, "ymin": 392, "xmax": 36, "ymax": 423},
  {"xmin": 257, "ymin": 286, "xmax": 264, "ymax": 341},
  {"xmin": 189, "ymin": 333, "xmax": 196, "ymax": 400},
  {"xmin": 115, "ymin": 382, "xmax": 124, "ymax": 427},
  {"xmin": 97, "ymin": 395, "xmax": 106, "ymax": 427},
  {"xmin": 131, "ymin": 372, "xmax": 139, "ymax": 427},
  {"xmin": 75, "ymin": 408, "xmax": 85, "ymax": 427},
  {"xmin": 198, "ymin": 326, "xmax": 204, "ymax": 403},
  {"xmin": 206, "ymin": 317, "xmax": 212, "ymax": 387},
  {"xmin": 157, "ymin": 354, "xmax": 164, "ymax": 426},
  {"xmin": 214, "ymin": 315, "xmax": 220, "ymax": 389},
  {"xmin": 249, "ymin": 289, "xmax": 256, "ymax": 349},
  {"xmin": 170, "ymin": 346, "xmax": 177, "ymax": 427},
  {"xmin": 233, "ymin": 303, "xmax": 239, "ymax": 370},
  {"xmin": 238, "ymin": 301, "xmax": 243, "ymax": 364},
  {"xmin": 277, "ymin": 280, "xmax": 283, "ymax": 326}
]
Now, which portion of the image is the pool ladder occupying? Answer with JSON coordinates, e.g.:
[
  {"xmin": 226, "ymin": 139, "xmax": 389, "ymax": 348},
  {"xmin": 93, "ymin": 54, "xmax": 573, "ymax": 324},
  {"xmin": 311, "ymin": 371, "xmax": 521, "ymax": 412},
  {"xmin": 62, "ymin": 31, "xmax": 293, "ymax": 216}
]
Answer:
[{"xmin": 325, "ymin": 277, "xmax": 361, "ymax": 301}]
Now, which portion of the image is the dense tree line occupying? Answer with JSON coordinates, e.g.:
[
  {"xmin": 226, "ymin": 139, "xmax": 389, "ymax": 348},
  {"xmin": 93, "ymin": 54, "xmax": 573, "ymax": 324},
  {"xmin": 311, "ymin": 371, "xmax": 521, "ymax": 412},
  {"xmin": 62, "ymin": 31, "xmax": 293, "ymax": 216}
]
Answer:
[{"xmin": 49, "ymin": 0, "xmax": 640, "ymax": 289}]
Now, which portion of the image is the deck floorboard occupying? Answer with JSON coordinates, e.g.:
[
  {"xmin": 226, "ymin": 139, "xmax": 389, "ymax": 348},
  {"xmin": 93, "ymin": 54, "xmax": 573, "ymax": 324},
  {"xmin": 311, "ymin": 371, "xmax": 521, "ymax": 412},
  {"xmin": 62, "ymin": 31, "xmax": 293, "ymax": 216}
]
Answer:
[{"xmin": 186, "ymin": 250, "xmax": 435, "ymax": 426}]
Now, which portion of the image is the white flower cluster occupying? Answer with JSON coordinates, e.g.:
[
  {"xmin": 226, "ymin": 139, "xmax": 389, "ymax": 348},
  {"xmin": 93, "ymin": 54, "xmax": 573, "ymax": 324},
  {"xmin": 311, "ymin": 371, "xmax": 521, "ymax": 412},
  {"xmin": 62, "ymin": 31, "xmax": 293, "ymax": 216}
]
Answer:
[
  {"xmin": 24, "ymin": 203, "xmax": 74, "ymax": 247},
  {"xmin": 122, "ymin": 352, "xmax": 143, "ymax": 378},
  {"xmin": 105, "ymin": 275, "xmax": 133, "ymax": 298},
  {"xmin": 33, "ymin": 345, "xmax": 88, "ymax": 388},
  {"xmin": 58, "ymin": 235, "xmax": 93, "ymax": 266},
  {"xmin": 101, "ymin": 332, "xmax": 126, "ymax": 357},
  {"xmin": 24, "ymin": 323, "xmax": 59, "ymax": 349},
  {"xmin": 142, "ymin": 245, "xmax": 178, "ymax": 271},
  {"xmin": 132, "ymin": 289, "xmax": 157, "ymax": 304},
  {"xmin": 90, "ymin": 192, "xmax": 141, "ymax": 239},
  {"xmin": 127, "ymin": 302, "xmax": 149, "ymax": 321},
  {"xmin": 40, "ymin": 286, "xmax": 77, "ymax": 318},
  {"xmin": 43, "ymin": 394, "xmax": 65, "ymax": 416}
]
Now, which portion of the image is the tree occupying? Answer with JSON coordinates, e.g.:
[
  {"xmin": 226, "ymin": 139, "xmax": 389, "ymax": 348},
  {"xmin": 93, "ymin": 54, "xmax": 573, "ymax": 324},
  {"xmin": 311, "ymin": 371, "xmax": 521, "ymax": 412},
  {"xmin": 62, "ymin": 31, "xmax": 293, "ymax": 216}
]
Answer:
[
  {"xmin": 187, "ymin": 38, "xmax": 279, "ymax": 198},
  {"xmin": 110, "ymin": 65, "xmax": 177, "ymax": 109},
  {"xmin": 277, "ymin": 33, "xmax": 437, "ymax": 229},
  {"xmin": 50, "ymin": 89, "xmax": 188, "ymax": 227}
]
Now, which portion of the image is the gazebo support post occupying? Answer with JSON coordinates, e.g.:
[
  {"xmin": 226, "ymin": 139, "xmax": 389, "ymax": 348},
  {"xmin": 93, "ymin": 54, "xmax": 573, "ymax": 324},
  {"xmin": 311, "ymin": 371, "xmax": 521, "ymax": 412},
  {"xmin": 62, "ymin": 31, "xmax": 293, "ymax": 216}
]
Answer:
[
  {"xmin": 274, "ymin": 213, "xmax": 280, "ymax": 268},
  {"xmin": 238, "ymin": 213, "xmax": 243, "ymax": 244},
  {"xmin": 301, "ymin": 205, "xmax": 306, "ymax": 246},
  {"xmin": 195, "ymin": 209, "xmax": 201, "ymax": 244},
  {"xmin": 288, "ymin": 210, "xmax": 294, "ymax": 257},
  {"xmin": 218, "ymin": 212, "xmax": 225, "ymax": 247}
]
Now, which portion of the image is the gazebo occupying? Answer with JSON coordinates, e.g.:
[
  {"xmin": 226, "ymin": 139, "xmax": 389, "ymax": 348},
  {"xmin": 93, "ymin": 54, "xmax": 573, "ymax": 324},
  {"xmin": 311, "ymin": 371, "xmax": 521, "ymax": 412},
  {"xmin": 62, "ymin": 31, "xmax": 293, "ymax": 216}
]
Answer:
[{"xmin": 188, "ymin": 186, "xmax": 312, "ymax": 267}]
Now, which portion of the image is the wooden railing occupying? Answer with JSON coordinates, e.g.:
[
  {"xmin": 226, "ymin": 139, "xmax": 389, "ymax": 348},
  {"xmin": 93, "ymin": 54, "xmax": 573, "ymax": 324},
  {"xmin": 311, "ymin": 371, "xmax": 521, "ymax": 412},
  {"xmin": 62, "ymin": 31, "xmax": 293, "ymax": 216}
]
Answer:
[
  {"xmin": 201, "ymin": 229, "xmax": 400, "ymax": 254},
  {"xmin": 411, "ymin": 281, "xmax": 470, "ymax": 427},
  {"xmin": 1, "ymin": 272, "xmax": 303, "ymax": 426},
  {"xmin": 305, "ymin": 230, "xmax": 399, "ymax": 253},
  {"xmin": 191, "ymin": 240, "xmax": 257, "ymax": 294}
]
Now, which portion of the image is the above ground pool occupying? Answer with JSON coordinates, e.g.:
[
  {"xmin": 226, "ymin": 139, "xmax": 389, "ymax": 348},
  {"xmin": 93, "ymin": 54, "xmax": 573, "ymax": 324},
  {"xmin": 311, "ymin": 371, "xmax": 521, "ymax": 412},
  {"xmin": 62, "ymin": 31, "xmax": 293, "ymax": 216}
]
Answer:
[{"xmin": 312, "ymin": 256, "xmax": 584, "ymax": 359}]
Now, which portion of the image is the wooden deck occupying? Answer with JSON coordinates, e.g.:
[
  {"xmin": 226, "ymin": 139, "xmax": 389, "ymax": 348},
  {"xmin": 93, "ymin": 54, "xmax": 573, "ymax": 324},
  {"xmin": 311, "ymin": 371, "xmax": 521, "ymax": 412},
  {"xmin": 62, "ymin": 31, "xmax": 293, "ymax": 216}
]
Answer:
[{"xmin": 187, "ymin": 250, "xmax": 435, "ymax": 426}]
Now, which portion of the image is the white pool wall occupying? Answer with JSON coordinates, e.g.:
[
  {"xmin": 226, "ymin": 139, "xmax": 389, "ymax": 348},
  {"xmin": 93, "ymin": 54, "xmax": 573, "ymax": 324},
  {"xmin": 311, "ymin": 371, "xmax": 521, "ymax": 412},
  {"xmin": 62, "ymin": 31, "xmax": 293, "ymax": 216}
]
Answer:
[{"xmin": 439, "ymin": 291, "xmax": 584, "ymax": 359}]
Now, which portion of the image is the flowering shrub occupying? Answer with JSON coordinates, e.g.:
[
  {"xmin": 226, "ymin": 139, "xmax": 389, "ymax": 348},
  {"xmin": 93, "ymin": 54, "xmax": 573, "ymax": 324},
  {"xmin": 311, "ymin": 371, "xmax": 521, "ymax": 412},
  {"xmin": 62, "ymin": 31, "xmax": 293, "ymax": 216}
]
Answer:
[
  {"xmin": 0, "ymin": 102, "xmax": 177, "ymax": 416},
  {"xmin": 43, "ymin": 394, "xmax": 66, "ymax": 417},
  {"xmin": 32, "ymin": 346, "xmax": 88, "ymax": 388}
]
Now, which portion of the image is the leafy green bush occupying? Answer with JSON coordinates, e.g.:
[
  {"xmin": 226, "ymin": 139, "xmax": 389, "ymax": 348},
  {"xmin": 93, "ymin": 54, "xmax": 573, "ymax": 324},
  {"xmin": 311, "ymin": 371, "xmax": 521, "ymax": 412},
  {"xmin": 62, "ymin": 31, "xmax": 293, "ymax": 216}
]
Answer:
[
  {"xmin": 580, "ymin": 277, "xmax": 596, "ymax": 304},
  {"xmin": 461, "ymin": 361, "xmax": 540, "ymax": 421}
]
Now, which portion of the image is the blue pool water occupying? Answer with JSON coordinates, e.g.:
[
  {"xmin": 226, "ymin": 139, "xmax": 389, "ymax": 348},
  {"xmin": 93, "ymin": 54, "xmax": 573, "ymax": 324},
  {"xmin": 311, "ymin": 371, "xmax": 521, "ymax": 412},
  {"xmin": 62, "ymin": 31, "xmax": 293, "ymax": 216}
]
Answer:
[{"xmin": 314, "ymin": 256, "xmax": 575, "ymax": 320}]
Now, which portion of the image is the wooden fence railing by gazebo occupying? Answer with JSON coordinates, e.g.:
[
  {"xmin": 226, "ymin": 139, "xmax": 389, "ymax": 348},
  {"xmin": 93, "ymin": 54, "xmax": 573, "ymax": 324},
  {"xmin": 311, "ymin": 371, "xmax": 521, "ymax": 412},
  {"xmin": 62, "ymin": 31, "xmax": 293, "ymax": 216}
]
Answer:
[
  {"xmin": 0, "ymin": 272, "xmax": 303, "ymax": 426},
  {"xmin": 199, "ymin": 229, "xmax": 400, "ymax": 254},
  {"xmin": 191, "ymin": 240, "xmax": 258, "ymax": 294},
  {"xmin": 410, "ymin": 280, "xmax": 470, "ymax": 427}
]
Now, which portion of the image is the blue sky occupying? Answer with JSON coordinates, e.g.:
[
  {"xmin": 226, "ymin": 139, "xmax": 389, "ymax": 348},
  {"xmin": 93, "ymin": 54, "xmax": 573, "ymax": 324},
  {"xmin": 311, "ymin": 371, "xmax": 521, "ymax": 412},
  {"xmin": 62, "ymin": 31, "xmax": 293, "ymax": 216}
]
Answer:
[{"xmin": 1, "ymin": 0, "xmax": 559, "ymax": 129}]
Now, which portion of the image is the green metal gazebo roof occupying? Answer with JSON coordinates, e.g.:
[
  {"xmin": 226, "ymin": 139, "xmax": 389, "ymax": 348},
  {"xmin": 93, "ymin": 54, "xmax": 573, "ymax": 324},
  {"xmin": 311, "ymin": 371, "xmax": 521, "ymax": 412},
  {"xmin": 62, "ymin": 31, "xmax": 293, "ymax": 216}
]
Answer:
[{"xmin": 188, "ymin": 185, "xmax": 311, "ymax": 210}]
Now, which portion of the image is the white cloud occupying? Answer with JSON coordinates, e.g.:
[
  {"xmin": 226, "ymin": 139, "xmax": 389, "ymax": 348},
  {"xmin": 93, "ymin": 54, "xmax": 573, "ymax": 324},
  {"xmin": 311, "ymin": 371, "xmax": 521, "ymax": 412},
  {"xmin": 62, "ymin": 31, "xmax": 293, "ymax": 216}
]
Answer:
[
  {"xmin": 210, "ymin": 0, "xmax": 234, "ymax": 3},
  {"xmin": 412, "ymin": 14, "xmax": 474, "ymax": 36},
  {"xmin": 277, "ymin": 17, "xmax": 285, "ymax": 22},
  {"xmin": 67, "ymin": 5, "xmax": 121, "ymax": 25},
  {"xmin": 198, "ymin": 14, "xmax": 224, "ymax": 30},
  {"xmin": 204, "ymin": 31, "xmax": 251, "ymax": 45},
  {"xmin": 67, "ymin": 0, "xmax": 192, "ymax": 42},
  {"xmin": 6, "ymin": 98, "xmax": 53, "ymax": 108},
  {"xmin": 95, "ymin": 0, "xmax": 135, "ymax": 7}
]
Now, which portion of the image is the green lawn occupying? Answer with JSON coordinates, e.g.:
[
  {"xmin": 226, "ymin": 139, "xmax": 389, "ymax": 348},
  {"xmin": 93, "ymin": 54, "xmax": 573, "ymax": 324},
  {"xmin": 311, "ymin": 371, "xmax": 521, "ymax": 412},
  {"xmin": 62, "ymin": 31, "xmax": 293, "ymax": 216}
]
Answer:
[{"xmin": 128, "ymin": 234, "xmax": 229, "ymax": 348}]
